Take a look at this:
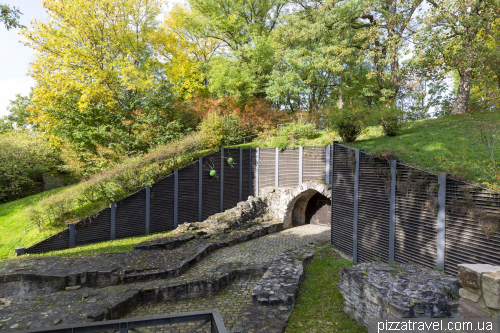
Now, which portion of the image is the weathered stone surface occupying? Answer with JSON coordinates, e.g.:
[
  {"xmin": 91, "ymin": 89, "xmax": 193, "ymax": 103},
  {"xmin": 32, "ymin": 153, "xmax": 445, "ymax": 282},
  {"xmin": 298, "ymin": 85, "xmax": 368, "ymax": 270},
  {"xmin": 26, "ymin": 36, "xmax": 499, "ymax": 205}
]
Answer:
[
  {"xmin": 338, "ymin": 262, "xmax": 461, "ymax": 328},
  {"xmin": 0, "ymin": 194, "xmax": 285, "ymax": 302},
  {"xmin": 458, "ymin": 298, "xmax": 491, "ymax": 318},
  {"xmin": 231, "ymin": 247, "xmax": 317, "ymax": 333},
  {"xmin": 261, "ymin": 181, "xmax": 331, "ymax": 229},
  {"xmin": 458, "ymin": 264, "xmax": 500, "ymax": 290},
  {"xmin": 0, "ymin": 263, "xmax": 267, "ymax": 331},
  {"xmin": 252, "ymin": 248, "xmax": 315, "ymax": 306},
  {"xmin": 482, "ymin": 272, "xmax": 500, "ymax": 309},
  {"xmin": 459, "ymin": 287, "xmax": 480, "ymax": 303}
]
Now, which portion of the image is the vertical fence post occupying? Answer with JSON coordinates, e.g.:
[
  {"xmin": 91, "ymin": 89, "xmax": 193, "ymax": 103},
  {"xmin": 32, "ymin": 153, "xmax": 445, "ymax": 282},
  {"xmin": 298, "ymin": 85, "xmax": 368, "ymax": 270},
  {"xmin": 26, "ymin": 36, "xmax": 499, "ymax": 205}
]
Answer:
[
  {"xmin": 256, "ymin": 148, "xmax": 259, "ymax": 196},
  {"xmin": 299, "ymin": 146, "xmax": 303, "ymax": 185},
  {"xmin": 353, "ymin": 149, "xmax": 360, "ymax": 263},
  {"xmin": 437, "ymin": 174, "xmax": 447, "ymax": 270},
  {"xmin": 249, "ymin": 148, "xmax": 253, "ymax": 196},
  {"xmin": 389, "ymin": 160, "xmax": 396, "ymax": 264},
  {"xmin": 174, "ymin": 170, "xmax": 178, "ymax": 229},
  {"xmin": 199, "ymin": 157, "xmax": 203, "ymax": 222},
  {"xmin": 326, "ymin": 145, "xmax": 331, "ymax": 184},
  {"xmin": 239, "ymin": 147, "xmax": 243, "ymax": 202},
  {"xmin": 110, "ymin": 202, "xmax": 116, "ymax": 240},
  {"xmin": 275, "ymin": 147, "xmax": 279, "ymax": 187},
  {"xmin": 220, "ymin": 147, "xmax": 224, "ymax": 212},
  {"xmin": 145, "ymin": 186, "xmax": 150, "ymax": 234},
  {"xmin": 69, "ymin": 223, "xmax": 75, "ymax": 248}
]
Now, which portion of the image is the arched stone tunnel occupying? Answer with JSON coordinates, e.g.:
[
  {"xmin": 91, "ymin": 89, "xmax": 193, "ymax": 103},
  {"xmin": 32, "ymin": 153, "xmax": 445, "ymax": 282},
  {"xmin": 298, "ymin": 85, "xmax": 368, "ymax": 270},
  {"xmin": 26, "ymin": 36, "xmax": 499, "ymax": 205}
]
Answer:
[{"xmin": 260, "ymin": 180, "xmax": 331, "ymax": 229}]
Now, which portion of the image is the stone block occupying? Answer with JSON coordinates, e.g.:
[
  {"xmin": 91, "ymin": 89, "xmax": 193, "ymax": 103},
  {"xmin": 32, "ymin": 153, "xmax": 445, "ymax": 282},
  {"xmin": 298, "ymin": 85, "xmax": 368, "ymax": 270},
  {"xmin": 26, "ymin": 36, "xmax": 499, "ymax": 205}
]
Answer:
[
  {"xmin": 458, "ymin": 264, "xmax": 500, "ymax": 289},
  {"xmin": 458, "ymin": 298, "xmax": 491, "ymax": 318},
  {"xmin": 482, "ymin": 272, "xmax": 500, "ymax": 309},
  {"xmin": 459, "ymin": 287, "xmax": 481, "ymax": 303}
]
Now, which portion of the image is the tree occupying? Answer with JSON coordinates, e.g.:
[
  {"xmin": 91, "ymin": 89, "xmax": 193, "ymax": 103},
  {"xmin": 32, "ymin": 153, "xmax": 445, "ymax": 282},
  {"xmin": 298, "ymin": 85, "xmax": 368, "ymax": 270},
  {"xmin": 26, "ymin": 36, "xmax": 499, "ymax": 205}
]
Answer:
[
  {"xmin": 21, "ymin": 0, "xmax": 191, "ymax": 174},
  {"xmin": 412, "ymin": 0, "xmax": 500, "ymax": 114},
  {"xmin": 1, "ymin": 4, "xmax": 25, "ymax": 30},
  {"xmin": 266, "ymin": 0, "xmax": 423, "ymax": 112},
  {"xmin": 1, "ymin": 89, "xmax": 35, "ymax": 130}
]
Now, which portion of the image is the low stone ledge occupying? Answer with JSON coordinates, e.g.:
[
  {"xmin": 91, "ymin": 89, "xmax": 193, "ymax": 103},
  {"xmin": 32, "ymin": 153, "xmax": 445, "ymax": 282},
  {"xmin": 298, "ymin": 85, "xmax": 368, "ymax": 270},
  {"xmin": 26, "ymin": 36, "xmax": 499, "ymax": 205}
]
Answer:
[
  {"xmin": 458, "ymin": 263, "xmax": 500, "ymax": 318},
  {"xmin": 231, "ymin": 247, "xmax": 317, "ymax": 333},
  {"xmin": 0, "ymin": 220, "xmax": 282, "ymax": 302},
  {"xmin": 0, "ymin": 263, "xmax": 267, "ymax": 331},
  {"xmin": 338, "ymin": 262, "xmax": 461, "ymax": 328}
]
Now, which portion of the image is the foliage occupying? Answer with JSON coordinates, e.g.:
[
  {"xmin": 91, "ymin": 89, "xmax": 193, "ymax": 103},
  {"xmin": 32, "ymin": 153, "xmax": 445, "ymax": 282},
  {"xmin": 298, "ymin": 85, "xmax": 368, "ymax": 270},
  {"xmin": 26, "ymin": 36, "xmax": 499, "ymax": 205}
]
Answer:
[
  {"xmin": 376, "ymin": 107, "xmax": 404, "ymax": 137},
  {"xmin": 327, "ymin": 103, "xmax": 368, "ymax": 142},
  {"xmin": 0, "ymin": 90, "xmax": 35, "ymax": 133},
  {"xmin": 27, "ymin": 133, "xmax": 206, "ymax": 228},
  {"xmin": 254, "ymin": 121, "xmax": 328, "ymax": 149},
  {"xmin": 197, "ymin": 111, "xmax": 244, "ymax": 148},
  {"xmin": 285, "ymin": 245, "xmax": 366, "ymax": 333},
  {"xmin": 1, "ymin": 3, "xmax": 25, "ymax": 30},
  {"xmin": 411, "ymin": 0, "xmax": 500, "ymax": 115},
  {"xmin": 0, "ymin": 131, "xmax": 62, "ymax": 203}
]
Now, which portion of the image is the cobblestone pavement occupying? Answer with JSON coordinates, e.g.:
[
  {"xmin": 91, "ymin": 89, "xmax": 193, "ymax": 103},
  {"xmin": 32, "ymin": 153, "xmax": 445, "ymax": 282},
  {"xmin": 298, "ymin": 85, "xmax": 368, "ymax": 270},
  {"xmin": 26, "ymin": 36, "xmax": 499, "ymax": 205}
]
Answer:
[
  {"xmin": 125, "ymin": 225, "xmax": 330, "ymax": 332},
  {"xmin": 125, "ymin": 277, "xmax": 260, "ymax": 333},
  {"xmin": 176, "ymin": 224, "xmax": 330, "ymax": 281}
]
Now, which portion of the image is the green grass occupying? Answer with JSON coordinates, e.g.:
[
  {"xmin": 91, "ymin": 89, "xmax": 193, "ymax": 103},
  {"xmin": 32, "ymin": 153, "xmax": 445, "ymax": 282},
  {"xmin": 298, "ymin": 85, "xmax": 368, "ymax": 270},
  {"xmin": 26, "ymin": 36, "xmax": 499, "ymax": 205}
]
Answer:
[
  {"xmin": 349, "ymin": 112, "xmax": 500, "ymax": 185},
  {"xmin": 0, "ymin": 186, "xmax": 72, "ymax": 259},
  {"xmin": 285, "ymin": 245, "xmax": 366, "ymax": 333},
  {"xmin": 13, "ymin": 231, "xmax": 171, "ymax": 259}
]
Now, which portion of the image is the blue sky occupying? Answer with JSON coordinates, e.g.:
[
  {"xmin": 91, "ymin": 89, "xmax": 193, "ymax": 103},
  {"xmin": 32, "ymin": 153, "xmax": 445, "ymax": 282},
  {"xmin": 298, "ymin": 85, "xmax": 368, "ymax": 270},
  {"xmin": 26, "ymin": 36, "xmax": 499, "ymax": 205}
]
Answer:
[{"xmin": 0, "ymin": 0, "xmax": 47, "ymax": 117}]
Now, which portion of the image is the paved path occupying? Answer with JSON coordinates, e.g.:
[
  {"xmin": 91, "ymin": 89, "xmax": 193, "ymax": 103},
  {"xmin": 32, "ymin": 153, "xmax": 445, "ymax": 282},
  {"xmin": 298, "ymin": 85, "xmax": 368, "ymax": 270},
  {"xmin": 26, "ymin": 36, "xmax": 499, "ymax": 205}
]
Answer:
[{"xmin": 124, "ymin": 225, "xmax": 330, "ymax": 332}]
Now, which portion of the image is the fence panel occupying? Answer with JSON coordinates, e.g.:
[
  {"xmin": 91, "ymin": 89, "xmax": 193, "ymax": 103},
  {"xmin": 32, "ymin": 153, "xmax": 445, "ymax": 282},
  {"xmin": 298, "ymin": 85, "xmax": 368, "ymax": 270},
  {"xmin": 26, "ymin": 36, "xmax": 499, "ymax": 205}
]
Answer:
[
  {"xmin": 331, "ymin": 144, "xmax": 354, "ymax": 255},
  {"xmin": 25, "ymin": 228, "xmax": 70, "ymax": 254},
  {"xmin": 394, "ymin": 164, "xmax": 438, "ymax": 268},
  {"xmin": 242, "ymin": 149, "xmax": 252, "ymax": 199},
  {"xmin": 178, "ymin": 161, "xmax": 200, "ymax": 224},
  {"xmin": 278, "ymin": 149, "xmax": 300, "ymax": 187},
  {"xmin": 258, "ymin": 148, "xmax": 275, "ymax": 192},
  {"xmin": 201, "ymin": 151, "xmax": 222, "ymax": 220},
  {"xmin": 357, "ymin": 151, "xmax": 391, "ymax": 263},
  {"xmin": 115, "ymin": 188, "xmax": 147, "ymax": 239},
  {"xmin": 445, "ymin": 178, "xmax": 500, "ymax": 275},
  {"xmin": 149, "ymin": 174, "xmax": 175, "ymax": 233},
  {"xmin": 223, "ymin": 148, "xmax": 241, "ymax": 210},
  {"xmin": 75, "ymin": 206, "xmax": 112, "ymax": 246},
  {"xmin": 303, "ymin": 147, "xmax": 326, "ymax": 182}
]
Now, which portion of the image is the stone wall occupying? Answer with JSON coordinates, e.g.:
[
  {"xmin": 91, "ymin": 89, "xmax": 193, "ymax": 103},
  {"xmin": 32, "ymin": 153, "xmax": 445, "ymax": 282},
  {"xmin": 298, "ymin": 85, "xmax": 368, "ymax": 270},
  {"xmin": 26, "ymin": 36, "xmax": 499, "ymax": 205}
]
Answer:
[
  {"xmin": 458, "ymin": 264, "xmax": 500, "ymax": 318},
  {"xmin": 338, "ymin": 262, "xmax": 460, "ymax": 328}
]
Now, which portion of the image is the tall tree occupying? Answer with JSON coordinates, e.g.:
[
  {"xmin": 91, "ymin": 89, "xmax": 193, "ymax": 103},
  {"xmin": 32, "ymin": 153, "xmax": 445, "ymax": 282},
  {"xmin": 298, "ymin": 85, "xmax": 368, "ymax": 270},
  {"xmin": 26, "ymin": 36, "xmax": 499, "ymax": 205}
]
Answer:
[
  {"xmin": 412, "ymin": 0, "xmax": 500, "ymax": 114},
  {"xmin": 1, "ymin": 3, "xmax": 25, "ymax": 30}
]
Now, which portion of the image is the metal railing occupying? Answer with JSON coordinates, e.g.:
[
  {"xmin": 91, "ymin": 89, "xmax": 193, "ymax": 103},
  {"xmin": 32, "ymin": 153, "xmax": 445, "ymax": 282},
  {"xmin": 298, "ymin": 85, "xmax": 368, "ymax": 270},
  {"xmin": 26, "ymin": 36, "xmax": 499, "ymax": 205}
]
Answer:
[{"xmin": 17, "ymin": 310, "xmax": 227, "ymax": 333}]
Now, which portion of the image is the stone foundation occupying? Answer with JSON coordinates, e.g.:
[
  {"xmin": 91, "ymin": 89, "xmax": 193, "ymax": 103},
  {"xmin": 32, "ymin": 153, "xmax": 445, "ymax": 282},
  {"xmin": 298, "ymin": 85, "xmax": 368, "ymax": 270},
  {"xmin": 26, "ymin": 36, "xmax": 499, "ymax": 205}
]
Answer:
[
  {"xmin": 338, "ymin": 262, "xmax": 460, "ymax": 328},
  {"xmin": 458, "ymin": 264, "xmax": 500, "ymax": 318}
]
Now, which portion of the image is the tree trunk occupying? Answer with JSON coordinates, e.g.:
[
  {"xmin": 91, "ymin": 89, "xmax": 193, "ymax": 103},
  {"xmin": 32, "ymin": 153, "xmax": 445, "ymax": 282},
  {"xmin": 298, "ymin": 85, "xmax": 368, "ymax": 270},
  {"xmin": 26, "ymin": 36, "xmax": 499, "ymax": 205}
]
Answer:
[{"xmin": 451, "ymin": 69, "xmax": 472, "ymax": 115}]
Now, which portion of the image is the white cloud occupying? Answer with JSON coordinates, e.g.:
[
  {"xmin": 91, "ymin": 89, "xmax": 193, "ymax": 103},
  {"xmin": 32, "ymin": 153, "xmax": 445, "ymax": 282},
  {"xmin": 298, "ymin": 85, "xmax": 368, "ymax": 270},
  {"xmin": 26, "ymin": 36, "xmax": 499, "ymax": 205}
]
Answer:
[{"xmin": 0, "ymin": 77, "xmax": 34, "ymax": 117}]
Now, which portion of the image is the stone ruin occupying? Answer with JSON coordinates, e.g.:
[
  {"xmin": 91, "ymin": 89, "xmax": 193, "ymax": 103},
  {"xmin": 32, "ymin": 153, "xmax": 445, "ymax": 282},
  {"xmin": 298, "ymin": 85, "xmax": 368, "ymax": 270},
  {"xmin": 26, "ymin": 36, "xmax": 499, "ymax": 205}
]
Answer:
[
  {"xmin": 338, "ymin": 262, "xmax": 461, "ymax": 327},
  {"xmin": 458, "ymin": 264, "xmax": 500, "ymax": 318}
]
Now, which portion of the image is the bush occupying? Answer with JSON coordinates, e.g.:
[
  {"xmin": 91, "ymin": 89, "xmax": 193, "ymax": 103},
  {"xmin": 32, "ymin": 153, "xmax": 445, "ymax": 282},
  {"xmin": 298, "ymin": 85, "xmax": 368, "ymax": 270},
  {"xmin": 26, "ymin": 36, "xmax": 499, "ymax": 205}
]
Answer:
[
  {"xmin": 377, "ymin": 107, "xmax": 404, "ymax": 137},
  {"xmin": 0, "ymin": 131, "xmax": 62, "ymax": 202},
  {"xmin": 28, "ymin": 133, "xmax": 205, "ymax": 227},
  {"xmin": 279, "ymin": 120, "xmax": 318, "ymax": 140},
  {"xmin": 197, "ymin": 111, "xmax": 244, "ymax": 148},
  {"xmin": 327, "ymin": 105, "xmax": 367, "ymax": 142}
]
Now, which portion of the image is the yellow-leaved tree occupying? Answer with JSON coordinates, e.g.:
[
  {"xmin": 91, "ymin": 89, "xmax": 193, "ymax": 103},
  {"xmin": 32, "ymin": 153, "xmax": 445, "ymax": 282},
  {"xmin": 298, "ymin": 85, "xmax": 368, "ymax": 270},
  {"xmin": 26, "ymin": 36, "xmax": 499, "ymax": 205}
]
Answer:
[{"xmin": 21, "ymin": 0, "xmax": 193, "ymax": 174}]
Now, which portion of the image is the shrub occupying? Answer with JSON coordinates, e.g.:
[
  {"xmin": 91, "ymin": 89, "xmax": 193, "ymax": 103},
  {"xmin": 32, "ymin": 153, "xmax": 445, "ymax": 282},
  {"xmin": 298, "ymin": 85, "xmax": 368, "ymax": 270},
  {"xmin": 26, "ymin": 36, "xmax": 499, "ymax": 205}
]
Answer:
[
  {"xmin": 327, "ymin": 105, "xmax": 367, "ymax": 142},
  {"xmin": 0, "ymin": 130, "xmax": 62, "ymax": 202},
  {"xmin": 28, "ymin": 133, "xmax": 206, "ymax": 227},
  {"xmin": 197, "ymin": 111, "xmax": 244, "ymax": 148},
  {"xmin": 279, "ymin": 120, "xmax": 318, "ymax": 140},
  {"xmin": 377, "ymin": 107, "xmax": 404, "ymax": 137}
]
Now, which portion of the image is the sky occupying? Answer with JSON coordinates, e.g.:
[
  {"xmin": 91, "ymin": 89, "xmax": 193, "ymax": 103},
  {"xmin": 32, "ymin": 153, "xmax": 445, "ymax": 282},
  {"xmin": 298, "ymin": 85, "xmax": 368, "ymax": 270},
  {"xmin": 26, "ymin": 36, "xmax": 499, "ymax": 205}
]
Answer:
[{"xmin": 0, "ymin": 0, "xmax": 48, "ymax": 118}]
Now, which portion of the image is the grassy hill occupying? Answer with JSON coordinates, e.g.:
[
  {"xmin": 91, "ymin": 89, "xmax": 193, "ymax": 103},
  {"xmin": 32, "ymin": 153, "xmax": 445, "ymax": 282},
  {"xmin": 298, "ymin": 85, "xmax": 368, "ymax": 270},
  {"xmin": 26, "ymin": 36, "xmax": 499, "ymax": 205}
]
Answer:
[{"xmin": 1, "ymin": 111, "xmax": 498, "ymax": 259}]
